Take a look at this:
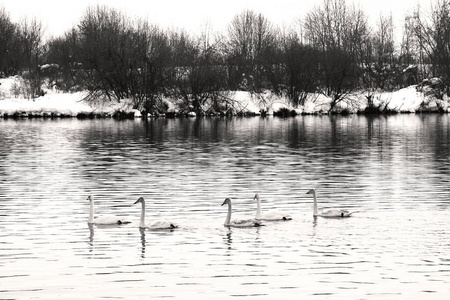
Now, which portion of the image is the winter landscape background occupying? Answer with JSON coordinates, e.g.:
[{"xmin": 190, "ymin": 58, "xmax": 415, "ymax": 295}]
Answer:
[{"xmin": 1, "ymin": 0, "xmax": 450, "ymax": 117}]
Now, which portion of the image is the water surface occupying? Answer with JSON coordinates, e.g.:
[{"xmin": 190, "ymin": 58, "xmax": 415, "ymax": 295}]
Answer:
[{"xmin": 0, "ymin": 115, "xmax": 449, "ymax": 299}]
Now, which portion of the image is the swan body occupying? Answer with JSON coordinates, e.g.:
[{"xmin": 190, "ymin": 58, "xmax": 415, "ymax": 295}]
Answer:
[
  {"xmin": 254, "ymin": 194, "xmax": 292, "ymax": 221},
  {"xmin": 306, "ymin": 189, "xmax": 353, "ymax": 218},
  {"xmin": 134, "ymin": 197, "xmax": 178, "ymax": 230},
  {"xmin": 221, "ymin": 198, "xmax": 263, "ymax": 228},
  {"xmin": 87, "ymin": 195, "xmax": 131, "ymax": 225}
]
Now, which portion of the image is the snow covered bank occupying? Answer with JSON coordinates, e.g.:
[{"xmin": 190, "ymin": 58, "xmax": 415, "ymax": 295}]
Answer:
[
  {"xmin": 0, "ymin": 91, "xmax": 138, "ymax": 118},
  {"xmin": 0, "ymin": 77, "xmax": 136, "ymax": 118},
  {"xmin": 219, "ymin": 86, "xmax": 450, "ymax": 115},
  {"xmin": 1, "ymin": 76, "xmax": 449, "ymax": 118},
  {"xmin": 370, "ymin": 85, "xmax": 450, "ymax": 113}
]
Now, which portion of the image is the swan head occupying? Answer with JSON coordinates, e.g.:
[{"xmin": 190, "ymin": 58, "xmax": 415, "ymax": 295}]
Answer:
[
  {"xmin": 134, "ymin": 197, "xmax": 145, "ymax": 205},
  {"xmin": 306, "ymin": 189, "xmax": 316, "ymax": 195},
  {"xmin": 87, "ymin": 195, "xmax": 93, "ymax": 201},
  {"xmin": 253, "ymin": 193, "xmax": 260, "ymax": 200},
  {"xmin": 221, "ymin": 198, "xmax": 231, "ymax": 206}
]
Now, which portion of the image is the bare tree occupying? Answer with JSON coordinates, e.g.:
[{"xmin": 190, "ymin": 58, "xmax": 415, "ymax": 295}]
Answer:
[
  {"xmin": 304, "ymin": 0, "xmax": 369, "ymax": 111},
  {"xmin": 0, "ymin": 7, "xmax": 18, "ymax": 77},
  {"xmin": 75, "ymin": 5, "xmax": 174, "ymax": 113},
  {"xmin": 77, "ymin": 5, "xmax": 133, "ymax": 101},
  {"xmin": 281, "ymin": 29, "xmax": 320, "ymax": 107},
  {"xmin": 169, "ymin": 28, "xmax": 227, "ymax": 114},
  {"xmin": 226, "ymin": 10, "xmax": 277, "ymax": 91},
  {"xmin": 17, "ymin": 17, "xmax": 45, "ymax": 98},
  {"xmin": 0, "ymin": 7, "xmax": 46, "ymax": 98},
  {"xmin": 129, "ymin": 20, "xmax": 171, "ymax": 113},
  {"xmin": 363, "ymin": 14, "xmax": 398, "ymax": 91},
  {"xmin": 410, "ymin": 0, "xmax": 450, "ymax": 85},
  {"xmin": 44, "ymin": 29, "xmax": 82, "ymax": 91}
]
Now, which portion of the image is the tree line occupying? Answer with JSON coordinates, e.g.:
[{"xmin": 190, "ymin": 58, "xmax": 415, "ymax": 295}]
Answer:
[{"xmin": 1, "ymin": 0, "xmax": 450, "ymax": 114}]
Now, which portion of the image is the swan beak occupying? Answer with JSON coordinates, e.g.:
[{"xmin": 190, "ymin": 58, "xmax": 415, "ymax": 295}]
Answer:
[{"xmin": 133, "ymin": 200, "xmax": 139, "ymax": 204}]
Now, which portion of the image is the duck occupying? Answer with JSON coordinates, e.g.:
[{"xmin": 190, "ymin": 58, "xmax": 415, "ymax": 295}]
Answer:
[
  {"xmin": 254, "ymin": 193, "xmax": 292, "ymax": 221},
  {"xmin": 221, "ymin": 198, "xmax": 263, "ymax": 228},
  {"xmin": 306, "ymin": 189, "xmax": 353, "ymax": 218},
  {"xmin": 134, "ymin": 197, "xmax": 178, "ymax": 230},
  {"xmin": 87, "ymin": 195, "xmax": 131, "ymax": 225}
]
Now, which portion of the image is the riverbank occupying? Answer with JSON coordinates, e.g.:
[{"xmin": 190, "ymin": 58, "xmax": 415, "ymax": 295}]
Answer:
[{"xmin": 1, "ymin": 76, "xmax": 449, "ymax": 119}]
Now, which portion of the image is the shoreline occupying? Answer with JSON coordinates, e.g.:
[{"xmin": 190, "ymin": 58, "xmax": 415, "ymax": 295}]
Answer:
[
  {"xmin": 0, "ymin": 106, "xmax": 447, "ymax": 120},
  {"xmin": 1, "ymin": 77, "xmax": 449, "ymax": 119}
]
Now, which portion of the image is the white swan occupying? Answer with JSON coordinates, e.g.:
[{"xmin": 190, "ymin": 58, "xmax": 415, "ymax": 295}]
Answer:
[
  {"xmin": 254, "ymin": 194, "xmax": 292, "ymax": 221},
  {"xmin": 87, "ymin": 195, "xmax": 131, "ymax": 225},
  {"xmin": 221, "ymin": 198, "xmax": 263, "ymax": 228},
  {"xmin": 306, "ymin": 189, "xmax": 353, "ymax": 218},
  {"xmin": 134, "ymin": 197, "xmax": 178, "ymax": 230}
]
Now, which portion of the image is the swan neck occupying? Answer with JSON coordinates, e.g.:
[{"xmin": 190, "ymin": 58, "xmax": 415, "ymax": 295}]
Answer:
[
  {"xmin": 255, "ymin": 197, "xmax": 262, "ymax": 219},
  {"xmin": 88, "ymin": 200, "xmax": 94, "ymax": 223},
  {"xmin": 313, "ymin": 192, "xmax": 318, "ymax": 217},
  {"xmin": 224, "ymin": 201, "xmax": 232, "ymax": 226},
  {"xmin": 139, "ymin": 201, "xmax": 146, "ymax": 228}
]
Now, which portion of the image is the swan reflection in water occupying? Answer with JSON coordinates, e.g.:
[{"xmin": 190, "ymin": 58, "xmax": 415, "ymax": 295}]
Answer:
[
  {"xmin": 87, "ymin": 223, "xmax": 127, "ymax": 254},
  {"xmin": 88, "ymin": 223, "xmax": 95, "ymax": 251},
  {"xmin": 138, "ymin": 224, "xmax": 177, "ymax": 258},
  {"xmin": 139, "ymin": 228, "xmax": 146, "ymax": 258},
  {"xmin": 224, "ymin": 231, "xmax": 233, "ymax": 250}
]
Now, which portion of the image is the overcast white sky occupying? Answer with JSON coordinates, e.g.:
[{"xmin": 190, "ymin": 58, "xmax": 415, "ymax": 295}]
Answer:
[{"xmin": 0, "ymin": 0, "xmax": 433, "ymax": 39}]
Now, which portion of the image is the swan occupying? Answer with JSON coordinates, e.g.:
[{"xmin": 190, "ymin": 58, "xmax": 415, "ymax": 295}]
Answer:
[
  {"xmin": 306, "ymin": 189, "xmax": 353, "ymax": 218},
  {"xmin": 134, "ymin": 197, "xmax": 178, "ymax": 230},
  {"xmin": 254, "ymin": 194, "xmax": 292, "ymax": 221},
  {"xmin": 87, "ymin": 195, "xmax": 131, "ymax": 225},
  {"xmin": 221, "ymin": 198, "xmax": 263, "ymax": 228}
]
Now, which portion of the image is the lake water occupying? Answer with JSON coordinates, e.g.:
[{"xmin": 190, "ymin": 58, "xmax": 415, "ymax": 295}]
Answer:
[{"xmin": 0, "ymin": 114, "xmax": 449, "ymax": 299}]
